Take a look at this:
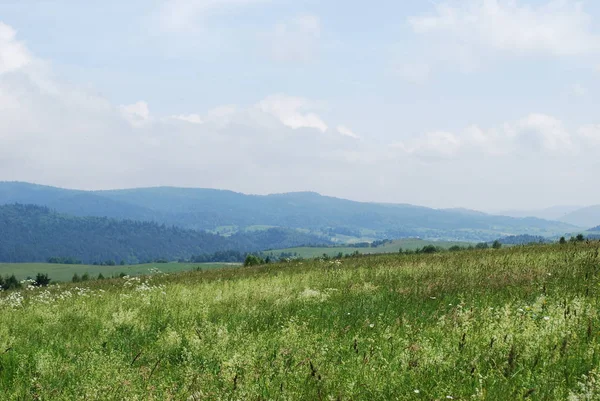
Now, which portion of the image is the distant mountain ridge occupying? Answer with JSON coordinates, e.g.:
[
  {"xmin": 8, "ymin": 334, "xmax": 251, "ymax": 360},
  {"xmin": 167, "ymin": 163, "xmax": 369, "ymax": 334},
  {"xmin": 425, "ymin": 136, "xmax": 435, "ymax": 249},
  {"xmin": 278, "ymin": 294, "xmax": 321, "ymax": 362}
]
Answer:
[
  {"xmin": 0, "ymin": 204, "xmax": 330, "ymax": 263},
  {"xmin": 559, "ymin": 206, "xmax": 600, "ymax": 228},
  {"xmin": 0, "ymin": 181, "xmax": 580, "ymax": 242},
  {"xmin": 497, "ymin": 205, "xmax": 583, "ymax": 221}
]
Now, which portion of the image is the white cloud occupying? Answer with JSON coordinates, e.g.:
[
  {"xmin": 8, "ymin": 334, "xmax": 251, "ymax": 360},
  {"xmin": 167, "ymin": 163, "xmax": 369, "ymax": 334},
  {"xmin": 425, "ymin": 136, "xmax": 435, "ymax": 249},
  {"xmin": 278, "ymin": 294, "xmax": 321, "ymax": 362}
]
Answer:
[
  {"xmin": 0, "ymin": 22, "xmax": 31, "ymax": 74},
  {"xmin": 120, "ymin": 101, "xmax": 151, "ymax": 126},
  {"xmin": 270, "ymin": 15, "xmax": 321, "ymax": 62},
  {"xmin": 158, "ymin": 0, "xmax": 269, "ymax": 33},
  {"xmin": 337, "ymin": 125, "xmax": 360, "ymax": 139},
  {"xmin": 397, "ymin": 113, "xmax": 576, "ymax": 161},
  {"xmin": 395, "ymin": 131, "xmax": 461, "ymax": 160},
  {"xmin": 257, "ymin": 94, "xmax": 328, "ymax": 132},
  {"xmin": 579, "ymin": 124, "xmax": 600, "ymax": 146},
  {"xmin": 171, "ymin": 114, "xmax": 204, "ymax": 124},
  {"xmin": 409, "ymin": 0, "xmax": 600, "ymax": 57},
  {"xmin": 400, "ymin": 0, "xmax": 600, "ymax": 80},
  {"xmin": 570, "ymin": 83, "xmax": 588, "ymax": 96},
  {"xmin": 394, "ymin": 62, "xmax": 431, "ymax": 84},
  {"xmin": 511, "ymin": 113, "xmax": 573, "ymax": 152}
]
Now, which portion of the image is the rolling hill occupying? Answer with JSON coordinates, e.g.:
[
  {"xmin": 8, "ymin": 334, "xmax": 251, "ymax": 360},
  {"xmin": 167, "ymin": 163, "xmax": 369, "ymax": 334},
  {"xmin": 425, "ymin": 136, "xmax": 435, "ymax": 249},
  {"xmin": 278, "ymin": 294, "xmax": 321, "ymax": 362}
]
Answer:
[
  {"xmin": 0, "ymin": 204, "xmax": 329, "ymax": 263},
  {"xmin": 496, "ymin": 205, "xmax": 583, "ymax": 221},
  {"xmin": 559, "ymin": 205, "xmax": 600, "ymax": 228},
  {"xmin": 0, "ymin": 181, "xmax": 580, "ymax": 241}
]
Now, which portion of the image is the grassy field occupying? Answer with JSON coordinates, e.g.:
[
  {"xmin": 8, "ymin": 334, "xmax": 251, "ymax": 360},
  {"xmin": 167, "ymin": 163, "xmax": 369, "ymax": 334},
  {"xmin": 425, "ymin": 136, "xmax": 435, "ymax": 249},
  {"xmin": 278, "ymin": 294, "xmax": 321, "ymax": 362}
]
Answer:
[
  {"xmin": 1, "ymin": 242, "xmax": 600, "ymax": 399},
  {"xmin": 0, "ymin": 262, "xmax": 238, "ymax": 283},
  {"xmin": 267, "ymin": 238, "xmax": 473, "ymax": 259}
]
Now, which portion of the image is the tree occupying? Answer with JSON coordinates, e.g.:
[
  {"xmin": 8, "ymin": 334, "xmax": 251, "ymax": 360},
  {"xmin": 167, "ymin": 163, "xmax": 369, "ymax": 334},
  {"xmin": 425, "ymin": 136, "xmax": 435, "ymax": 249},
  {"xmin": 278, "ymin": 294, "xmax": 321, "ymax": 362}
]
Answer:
[
  {"xmin": 34, "ymin": 273, "xmax": 51, "ymax": 287},
  {"xmin": 81, "ymin": 273, "xmax": 90, "ymax": 281},
  {"xmin": 244, "ymin": 254, "xmax": 264, "ymax": 267},
  {"xmin": 576, "ymin": 234, "xmax": 586, "ymax": 242},
  {"xmin": 72, "ymin": 273, "xmax": 81, "ymax": 283},
  {"xmin": 559, "ymin": 236, "xmax": 567, "ymax": 244},
  {"xmin": 475, "ymin": 242, "xmax": 489, "ymax": 250},
  {"xmin": 492, "ymin": 240, "xmax": 502, "ymax": 249},
  {"xmin": 420, "ymin": 245, "xmax": 438, "ymax": 254},
  {"xmin": 97, "ymin": 273, "xmax": 105, "ymax": 280},
  {"xmin": 1, "ymin": 274, "xmax": 21, "ymax": 290}
]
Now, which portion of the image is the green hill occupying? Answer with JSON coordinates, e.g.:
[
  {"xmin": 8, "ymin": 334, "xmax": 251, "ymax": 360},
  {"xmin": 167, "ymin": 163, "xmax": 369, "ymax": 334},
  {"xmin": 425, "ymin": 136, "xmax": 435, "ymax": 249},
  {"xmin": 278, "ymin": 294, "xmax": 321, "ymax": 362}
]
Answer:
[
  {"xmin": 1, "ymin": 242, "xmax": 599, "ymax": 398},
  {"xmin": 0, "ymin": 182, "xmax": 579, "ymax": 241},
  {"xmin": 0, "ymin": 204, "xmax": 329, "ymax": 264}
]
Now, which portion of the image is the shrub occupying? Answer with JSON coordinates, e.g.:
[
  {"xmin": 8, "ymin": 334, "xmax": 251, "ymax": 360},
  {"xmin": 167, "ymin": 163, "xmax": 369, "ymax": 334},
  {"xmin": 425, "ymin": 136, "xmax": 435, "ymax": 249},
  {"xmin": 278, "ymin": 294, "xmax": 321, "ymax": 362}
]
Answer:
[
  {"xmin": 244, "ymin": 254, "xmax": 264, "ymax": 267},
  {"xmin": 34, "ymin": 273, "xmax": 51, "ymax": 287}
]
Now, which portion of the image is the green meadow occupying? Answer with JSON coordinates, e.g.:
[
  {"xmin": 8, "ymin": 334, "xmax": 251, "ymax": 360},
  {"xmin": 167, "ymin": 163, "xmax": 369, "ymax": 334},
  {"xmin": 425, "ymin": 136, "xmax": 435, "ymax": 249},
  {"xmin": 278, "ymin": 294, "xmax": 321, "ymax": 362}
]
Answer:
[
  {"xmin": 267, "ymin": 238, "xmax": 473, "ymax": 259},
  {"xmin": 0, "ymin": 262, "xmax": 237, "ymax": 283},
  {"xmin": 1, "ymin": 242, "xmax": 600, "ymax": 400}
]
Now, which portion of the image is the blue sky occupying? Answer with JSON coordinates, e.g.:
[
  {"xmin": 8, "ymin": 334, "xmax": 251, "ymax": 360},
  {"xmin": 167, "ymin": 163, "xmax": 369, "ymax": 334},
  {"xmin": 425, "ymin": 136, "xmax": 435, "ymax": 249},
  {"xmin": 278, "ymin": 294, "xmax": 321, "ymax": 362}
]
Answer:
[{"xmin": 0, "ymin": 0, "xmax": 599, "ymax": 210}]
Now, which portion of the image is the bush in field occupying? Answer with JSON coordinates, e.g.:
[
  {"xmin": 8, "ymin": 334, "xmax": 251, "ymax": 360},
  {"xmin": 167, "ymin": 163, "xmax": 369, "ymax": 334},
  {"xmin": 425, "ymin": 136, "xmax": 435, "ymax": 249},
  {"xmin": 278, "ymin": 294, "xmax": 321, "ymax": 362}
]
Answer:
[
  {"xmin": 0, "ymin": 274, "xmax": 21, "ymax": 290},
  {"xmin": 492, "ymin": 240, "xmax": 502, "ymax": 249},
  {"xmin": 475, "ymin": 242, "xmax": 489, "ymax": 249},
  {"xmin": 34, "ymin": 273, "xmax": 51, "ymax": 287},
  {"xmin": 243, "ymin": 254, "xmax": 264, "ymax": 267},
  {"xmin": 418, "ymin": 245, "xmax": 439, "ymax": 254}
]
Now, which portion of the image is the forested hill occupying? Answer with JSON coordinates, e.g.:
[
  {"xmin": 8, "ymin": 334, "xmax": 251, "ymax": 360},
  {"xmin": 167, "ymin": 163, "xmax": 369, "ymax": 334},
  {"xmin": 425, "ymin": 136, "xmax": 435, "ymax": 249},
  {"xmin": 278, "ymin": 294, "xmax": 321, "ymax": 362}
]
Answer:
[
  {"xmin": 0, "ymin": 182, "xmax": 581, "ymax": 241},
  {"xmin": 0, "ymin": 204, "xmax": 329, "ymax": 263}
]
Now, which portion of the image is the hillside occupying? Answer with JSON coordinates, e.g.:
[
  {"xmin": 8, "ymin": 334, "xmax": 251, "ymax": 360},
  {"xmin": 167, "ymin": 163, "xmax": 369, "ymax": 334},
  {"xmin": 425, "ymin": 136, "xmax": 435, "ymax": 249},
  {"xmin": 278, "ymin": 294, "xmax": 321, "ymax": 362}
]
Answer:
[
  {"xmin": 1, "ymin": 243, "xmax": 600, "ymax": 399},
  {"xmin": 559, "ymin": 205, "xmax": 600, "ymax": 228},
  {"xmin": 0, "ymin": 204, "xmax": 329, "ymax": 263},
  {"xmin": 497, "ymin": 205, "xmax": 582, "ymax": 221},
  {"xmin": 0, "ymin": 182, "xmax": 580, "ymax": 241}
]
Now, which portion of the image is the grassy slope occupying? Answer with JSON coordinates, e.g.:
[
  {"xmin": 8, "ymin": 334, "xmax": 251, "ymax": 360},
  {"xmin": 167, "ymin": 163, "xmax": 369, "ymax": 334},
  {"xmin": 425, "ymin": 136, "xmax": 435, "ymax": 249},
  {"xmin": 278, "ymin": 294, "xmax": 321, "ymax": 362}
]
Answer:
[
  {"xmin": 1, "ymin": 243, "xmax": 600, "ymax": 399},
  {"xmin": 0, "ymin": 262, "xmax": 238, "ymax": 283},
  {"xmin": 266, "ymin": 238, "xmax": 472, "ymax": 258}
]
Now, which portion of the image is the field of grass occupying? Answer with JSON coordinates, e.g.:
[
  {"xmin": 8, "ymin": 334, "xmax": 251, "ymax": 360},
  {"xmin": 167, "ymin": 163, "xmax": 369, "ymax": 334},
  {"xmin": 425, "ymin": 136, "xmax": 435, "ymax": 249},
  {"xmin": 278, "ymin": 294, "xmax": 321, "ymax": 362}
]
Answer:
[
  {"xmin": 267, "ymin": 238, "xmax": 473, "ymax": 259},
  {"xmin": 1, "ymin": 242, "xmax": 600, "ymax": 399},
  {"xmin": 0, "ymin": 262, "xmax": 238, "ymax": 283}
]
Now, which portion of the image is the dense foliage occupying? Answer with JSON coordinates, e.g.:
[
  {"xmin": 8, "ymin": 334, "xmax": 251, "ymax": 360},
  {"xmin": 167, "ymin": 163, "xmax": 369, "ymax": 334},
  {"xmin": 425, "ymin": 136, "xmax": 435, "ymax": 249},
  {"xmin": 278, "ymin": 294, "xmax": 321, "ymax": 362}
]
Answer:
[
  {"xmin": 1, "ymin": 243, "xmax": 600, "ymax": 399},
  {"xmin": 0, "ymin": 204, "xmax": 329, "ymax": 264},
  {"xmin": 495, "ymin": 234, "xmax": 550, "ymax": 245}
]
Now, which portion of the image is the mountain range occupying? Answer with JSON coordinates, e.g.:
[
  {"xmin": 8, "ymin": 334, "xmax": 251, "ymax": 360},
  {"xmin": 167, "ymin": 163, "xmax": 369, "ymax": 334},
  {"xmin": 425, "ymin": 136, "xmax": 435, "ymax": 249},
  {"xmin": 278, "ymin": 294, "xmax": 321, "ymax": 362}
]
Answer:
[
  {"xmin": 0, "ymin": 204, "xmax": 329, "ymax": 263},
  {"xmin": 0, "ymin": 182, "xmax": 585, "ymax": 243}
]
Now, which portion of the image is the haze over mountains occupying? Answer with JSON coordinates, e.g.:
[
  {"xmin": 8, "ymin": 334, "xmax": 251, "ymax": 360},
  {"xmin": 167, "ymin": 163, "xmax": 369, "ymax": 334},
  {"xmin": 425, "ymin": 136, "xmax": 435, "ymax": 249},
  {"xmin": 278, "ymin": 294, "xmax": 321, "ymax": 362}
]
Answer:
[{"xmin": 0, "ymin": 182, "xmax": 586, "ymax": 243}]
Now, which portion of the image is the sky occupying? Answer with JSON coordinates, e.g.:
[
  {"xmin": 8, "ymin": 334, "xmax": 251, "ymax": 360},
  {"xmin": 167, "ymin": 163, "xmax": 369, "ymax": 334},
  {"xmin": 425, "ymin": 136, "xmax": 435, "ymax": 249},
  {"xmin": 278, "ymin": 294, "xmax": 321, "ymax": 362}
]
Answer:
[{"xmin": 0, "ymin": 0, "xmax": 599, "ymax": 211}]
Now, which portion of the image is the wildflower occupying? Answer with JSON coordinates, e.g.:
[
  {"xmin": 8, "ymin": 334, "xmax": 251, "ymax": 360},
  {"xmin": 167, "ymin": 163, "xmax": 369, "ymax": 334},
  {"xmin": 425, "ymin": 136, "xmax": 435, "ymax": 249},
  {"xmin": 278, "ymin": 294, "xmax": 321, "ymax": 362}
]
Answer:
[
  {"xmin": 430, "ymin": 297, "xmax": 436, "ymax": 300},
  {"xmin": 414, "ymin": 389, "xmax": 420, "ymax": 394},
  {"xmin": 369, "ymin": 323, "xmax": 375, "ymax": 328},
  {"xmin": 543, "ymin": 316, "xmax": 550, "ymax": 321},
  {"xmin": 446, "ymin": 397, "xmax": 454, "ymax": 399},
  {"xmin": 518, "ymin": 308, "xmax": 524, "ymax": 312}
]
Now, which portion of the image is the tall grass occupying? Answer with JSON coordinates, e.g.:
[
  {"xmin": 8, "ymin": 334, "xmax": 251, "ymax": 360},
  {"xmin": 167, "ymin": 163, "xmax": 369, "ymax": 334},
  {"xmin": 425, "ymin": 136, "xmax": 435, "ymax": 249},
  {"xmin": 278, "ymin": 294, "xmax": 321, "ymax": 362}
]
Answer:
[{"xmin": 1, "ymin": 243, "xmax": 599, "ymax": 400}]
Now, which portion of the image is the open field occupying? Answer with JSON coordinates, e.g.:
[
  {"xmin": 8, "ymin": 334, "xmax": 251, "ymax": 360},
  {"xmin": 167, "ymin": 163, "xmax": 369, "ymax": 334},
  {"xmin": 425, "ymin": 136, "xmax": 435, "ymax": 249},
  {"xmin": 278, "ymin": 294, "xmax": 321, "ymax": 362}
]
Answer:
[
  {"xmin": 1, "ymin": 242, "xmax": 600, "ymax": 399},
  {"xmin": 0, "ymin": 262, "xmax": 238, "ymax": 283},
  {"xmin": 267, "ymin": 238, "xmax": 473, "ymax": 259}
]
